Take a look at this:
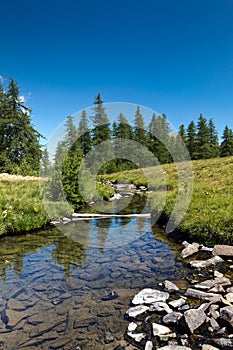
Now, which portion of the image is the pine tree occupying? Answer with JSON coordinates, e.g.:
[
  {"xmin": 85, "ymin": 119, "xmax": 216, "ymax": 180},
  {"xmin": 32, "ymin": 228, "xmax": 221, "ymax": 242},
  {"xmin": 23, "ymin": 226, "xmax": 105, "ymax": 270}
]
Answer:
[
  {"xmin": 0, "ymin": 78, "xmax": 42, "ymax": 174},
  {"xmin": 40, "ymin": 147, "xmax": 51, "ymax": 176},
  {"xmin": 91, "ymin": 93, "xmax": 113, "ymax": 173},
  {"xmin": 179, "ymin": 124, "xmax": 186, "ymax": 141},
  {"xmin": 77, "ymin": 110, "xmax": 92, "ymax": 156},
  {"xmin": 208, "ymin": 118, "xmax": 219, "ymax": 158},
  {"xmin": 133, "ymin": 106, "xmax": 147, "ymax": 145},
  {"xmin": 186, "ymin": 121, "xmax": 197, "ymax": 159},
  {"xmin": 196, "ymin": 114, "xmax": 211, "ymax": 159},
  {"xmin": 64, "ymin": 115, "xmax": 78, "ymax": 148},
  {"xmin": 220, "ymin": 126, "xmax": 233, "ymax": 157}
]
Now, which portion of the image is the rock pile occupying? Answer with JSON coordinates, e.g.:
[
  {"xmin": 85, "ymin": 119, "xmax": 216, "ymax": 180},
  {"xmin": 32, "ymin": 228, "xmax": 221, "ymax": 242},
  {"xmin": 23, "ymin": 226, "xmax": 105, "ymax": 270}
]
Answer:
[{"xmin": 124, "ymin": 242, "xmax": 233, "ymax": 349}]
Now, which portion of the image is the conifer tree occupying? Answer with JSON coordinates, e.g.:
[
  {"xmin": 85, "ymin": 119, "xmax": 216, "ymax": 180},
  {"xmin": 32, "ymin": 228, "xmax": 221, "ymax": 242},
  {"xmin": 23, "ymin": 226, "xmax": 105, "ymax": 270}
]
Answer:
[
  {"xmin": 0, "ymin": 78, "xmax": 42, "ymax": 174},
  {"xmin": 77, "ymin": 110, "xmax": 92, "ymax": 156},
  {"xmin": 220, "ymin": 126, "xmax": 233, "ymax": 157},
  {"xmin": 208, "ymin": 118, "xmax": 219, "ymax": 158},
  {"xmin": 133, "ymin": 106, "xmax": 147, "ymax": 146},
  {"xmin": 196, "ymin": 114, "xmax": 211, "ymax": 159},
  {"xmin": 186, "ymin": 121, "xmax": 197, "ymax": 159},
  {"xmin": 64, "ymin": 115, "xmax": 78, "ymax": 148}
]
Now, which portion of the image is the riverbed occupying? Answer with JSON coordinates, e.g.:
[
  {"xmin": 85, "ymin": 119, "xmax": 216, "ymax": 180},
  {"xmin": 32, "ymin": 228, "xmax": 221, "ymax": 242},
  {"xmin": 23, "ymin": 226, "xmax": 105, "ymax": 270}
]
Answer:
[{"xmin": 0, "ymin": 194, "xmax": 190, "ymax": 349}]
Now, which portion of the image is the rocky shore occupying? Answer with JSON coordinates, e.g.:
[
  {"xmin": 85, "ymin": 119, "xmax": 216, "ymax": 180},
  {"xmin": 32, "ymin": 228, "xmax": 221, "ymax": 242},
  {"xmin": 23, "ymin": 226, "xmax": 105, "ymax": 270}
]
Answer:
[{"xmin": 123, "ymin": 242, "xmax": 233, "ymax": 350}]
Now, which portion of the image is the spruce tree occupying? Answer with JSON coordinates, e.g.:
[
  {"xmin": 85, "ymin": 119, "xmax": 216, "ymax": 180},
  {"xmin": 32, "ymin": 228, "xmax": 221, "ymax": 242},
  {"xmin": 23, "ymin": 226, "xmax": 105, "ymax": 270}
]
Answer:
[
  {"xmin": 208, "ymin": 118, "xmax": 219, "ymax": 158},
  {"xmin": 186, "ymin": 120, "xmax": 197, "ymax": 159},
  {"xmin": 77, "ymin": 110, "xmax": 92, "ymax": 156},
  {"xmin": 64, "ymin": 115, "xmax": 78, "ymax": 148},
  {"xmin": 0, "ymin": 78, "xmax": 42, "ymax": 174},
  {"xmin": 220, "ymin": 126, "xmax": 233, "ymax": 157},
  {"xmin": 196, "ymin": 114, "xmax": 211, "ymax": 159},
  {"xmin": 133, "ymin": 106, "xmax": 147, "ymax": 146}
]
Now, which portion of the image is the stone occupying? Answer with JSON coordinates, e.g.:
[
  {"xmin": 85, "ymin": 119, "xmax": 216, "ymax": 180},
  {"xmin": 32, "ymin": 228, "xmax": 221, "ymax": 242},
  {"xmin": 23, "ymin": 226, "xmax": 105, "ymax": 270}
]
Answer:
[
  {"xmin": 212, "ymin": 338, "xmax": 233, "ymax": 347},
  {"xmin": 185, "ymin": 288, "xmax": 222, "ymax": 301},
  {"xmin": 163, "ymin": 280, "xmax": 179, "ymax": 292},
  {"xmin": 189, "ymin": 256, "xmax": 223, "ymax": 268},
  {"xmin": 220, "ymin": 305, "xmax": 233, "ymax": 328},
  {"xmin": 208, "ymin": 304, "xmax": 219, "ymax": 319},
  {"xmin": 5, "ymin": 309, "xmax": 28, "ymax": 328},
  {"xmin": 181, "ymin": 242, "xmax": 199, "ymax": 258},
  {"xmin": 209, "ymin": 317, "xmax": 220, "ymax": 331},
  {"xmin": 132, "ymin": 288, "xmax": 169, "ymax": 305},
  {"xmin": 225, "ymin": 293, "xmax": 233, "ymax": 303},
  {"xmin": 184, "ymin": 308, "xmax": 206, "ymax": 334},
  {"xmin": 126, "ymin": 305, "xmax": 149, "ymax": 318},
  {"xmin": 157, "ymin": 346, "xmax": 192, "ymax": 350},
  {"xmin": 152, "ymin": 322, "xmax": 172, "ymax": 336},
  {"xmin": 213, "ymin": 245, "xmax": 233, "ymax": 256},
  {"xmin": 162, "ymin": 312, "xmax": 183, "ymax": 324},
  {"xmin": 200, "ymin": 246, "xmax": 214, "ymax": 252},
  {"xmin": 128, "ymin": 322, "xmax": 137, "ymax": 332},
  {"xmin": 209, "ymin": 285, "xmax": 225, "ymax": 293},
  {"xmin": 149, "ymin": 302, "xmax": 173, "ymax": 314},
  {"xmin": 194, "ymin": 277, "xmax": 231, "ymax": 290},
  {"xmin": 214, "ymin": 271, "xmax": 223, "ymax": 278},
  {"xmin": 227, "ymin": 286, "xmax": 233, "ymax": 293},
  {"xmin": 201, "ymin": 345, "xmax": 219, "ymax": 350},
  {"xmin": 144, "ymin": 340, "xmax": 153, "ymax": 350},
  {"xmin": 104, "ymin": 330, "xmax": 115, "ymax": 344},
  {"xmin": 127, "ymin": 331, "xmax": 147, "ymax": 342},
  {"xmin": 169, "ymin": 298, "xmax": 186, "ymax": 309}
]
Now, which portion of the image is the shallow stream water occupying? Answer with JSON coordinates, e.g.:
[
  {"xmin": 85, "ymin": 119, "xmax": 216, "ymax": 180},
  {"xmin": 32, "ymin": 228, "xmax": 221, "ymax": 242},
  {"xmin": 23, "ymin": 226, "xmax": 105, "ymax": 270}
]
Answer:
[{"xmin": 0, "ymin": 194, "xmax": 190, "ymax": 350}]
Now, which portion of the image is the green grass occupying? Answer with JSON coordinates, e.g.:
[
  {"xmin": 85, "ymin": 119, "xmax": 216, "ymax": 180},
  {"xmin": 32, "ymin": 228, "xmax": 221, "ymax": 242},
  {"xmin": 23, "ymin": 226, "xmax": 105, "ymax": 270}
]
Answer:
[
  {"xmin": 0, "ymin": 177, "xmax": 115, "ymax": 236},
  {"xmin": 101, "ymin": 156, "xmax": 233, "ymax": 244}
]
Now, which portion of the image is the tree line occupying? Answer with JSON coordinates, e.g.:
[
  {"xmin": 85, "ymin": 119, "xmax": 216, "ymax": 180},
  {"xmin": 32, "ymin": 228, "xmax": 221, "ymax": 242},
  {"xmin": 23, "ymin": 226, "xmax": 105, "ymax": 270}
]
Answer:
[{"xmin": 0, "ymin": 78, "xmax": 233, "ymax": 179}]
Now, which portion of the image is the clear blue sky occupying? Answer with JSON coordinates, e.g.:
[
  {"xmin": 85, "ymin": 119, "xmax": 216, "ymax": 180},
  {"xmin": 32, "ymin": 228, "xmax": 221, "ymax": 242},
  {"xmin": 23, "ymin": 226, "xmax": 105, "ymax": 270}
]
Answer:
[{"xmin": 1, "ymin": 0, "xmax": 233, "ymax": 142}]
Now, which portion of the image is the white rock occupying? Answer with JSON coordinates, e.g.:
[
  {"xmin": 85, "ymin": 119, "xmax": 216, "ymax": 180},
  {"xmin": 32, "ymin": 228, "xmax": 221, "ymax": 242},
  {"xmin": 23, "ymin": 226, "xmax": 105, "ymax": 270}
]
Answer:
[
  {"xmin": 152, "ymin": 322, "xmax": 172, "ymax": 336},
  {"xmin": 214, "ymin": 271, "xmax": 224, "ymax": 278},
  {"xmin": 126, "ymin": 305, "xmax": 149, "ymax": 318},
  {"xmin": 144, "ymin": 340, "xmax": 153, "ymax": 350},
  {"xmin": 157, "ymin": 346, "xmax": 192, "ymax": 350},
  {"xmin": 128, "ymin": 322, "xmax": 137, "ymax": 331},
  {"xmin": 169, "ymin": 297, "xmax": 186, "ymax": 308},
  {"xmin": 127, "ymin": 331, "xmax": 146, "ymax": 342},
  {"xmin": 132, "ymin": 288, "xmax": 169, "ymax": 305},
  {"xmin": 181, "ymin": 242, "xmax": 199, "ymax": 258}
]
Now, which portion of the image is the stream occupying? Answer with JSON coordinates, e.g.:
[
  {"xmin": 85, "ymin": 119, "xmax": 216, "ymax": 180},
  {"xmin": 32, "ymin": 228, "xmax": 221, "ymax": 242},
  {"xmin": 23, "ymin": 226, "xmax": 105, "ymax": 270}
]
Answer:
[{"xmin": 0, "ymin": 193, "xmax": 191, "ymax": 350}]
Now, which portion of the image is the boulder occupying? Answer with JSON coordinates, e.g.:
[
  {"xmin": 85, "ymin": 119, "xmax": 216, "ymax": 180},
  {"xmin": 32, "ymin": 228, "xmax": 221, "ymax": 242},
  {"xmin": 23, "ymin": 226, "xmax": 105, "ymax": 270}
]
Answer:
[
  {"xmin": 184, "ymin": 308, "xmax": 206, "ymax": 333},
  {"xmin": 163, "ymin": 280, "xmax": 179, "ymax": 292},
  {"xmin": 213, "ymin": 245, "xmax": 233, "ymax": 256},
  {"xmin": 126, "ymin": 305, "xmax": 149, "ymax": 318},
  {"xmin": 162, "ymin": 312, "xmax": 183, "ymax": 324},
  {"xmin": 185, "ymin": 288, "xmax": 222, "ymax": 301},
  {"xmin": 181, "ymin": 242, "xmax": 199, "ymax": 258},
  {"xmin": 152, "ymin": 322, "xmax": 172, "ymax": 336},
  {"xmin": 194, "ymin": 277, "xmax": 231, "ymax": 290},
  {"xmin": 132, "ymin": 288, "xmax": 169, "ymax": 305},
  {"xmin": 220, "ymin": 305, "xmax": 233, "ymax": 328},
  {"xmin": 190, "ymin": 256, "xmax": 223, "ymax": 268}
]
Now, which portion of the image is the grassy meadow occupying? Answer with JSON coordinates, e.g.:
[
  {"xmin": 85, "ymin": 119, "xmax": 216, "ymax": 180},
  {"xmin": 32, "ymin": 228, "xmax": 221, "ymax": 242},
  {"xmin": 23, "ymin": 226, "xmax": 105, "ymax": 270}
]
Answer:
[{"xmin": 102, "ymin": 156, "xmax": 233, "ymax": 244}]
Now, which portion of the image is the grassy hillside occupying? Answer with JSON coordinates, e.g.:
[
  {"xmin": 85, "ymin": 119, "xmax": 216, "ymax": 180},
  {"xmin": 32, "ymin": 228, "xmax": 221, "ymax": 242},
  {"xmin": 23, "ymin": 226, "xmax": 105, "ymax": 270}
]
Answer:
[{"xmin": 102, "ymin": 156, "xmax": 233, "ymax": 244}]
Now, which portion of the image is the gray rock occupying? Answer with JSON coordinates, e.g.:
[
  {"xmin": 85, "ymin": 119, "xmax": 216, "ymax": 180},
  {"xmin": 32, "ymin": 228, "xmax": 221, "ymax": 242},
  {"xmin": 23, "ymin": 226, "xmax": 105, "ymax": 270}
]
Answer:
[
  {"xmin": 185, "ymin": 288, "xmax": 222, "ymax": 301},
  {"xmin": 132, "ymin": 288, "xmax": 169, "ymax": 305},
  {"xmin": 214, "ymin": 271, "xmax": 223, "ymax": 278},
  {"xmin": 181, "ymin": 242, "xmax": 199, "ymax": 258},
  {"xmin": 163, "ymin": 312, "xmax": 183, "ymax": 324},
  {"xmin": 201, "ymin": 345, "xmax": 219, "ymax": 350},
  {"xmin": 225, "ymin": 292, "xmax": 233, "ymax": 303},
  {"xmin": 163, "ymin": 280, "xmax": 179, "ymax": 292},
  {"xmin": 169, "ymin": 297, "xmax": 186, "ymax": 309},
  {"xmin": 208, "ymin": 304, "xmax": 220, "ymax": 319},
  {"xmin": 209, "ymin": 285, "xmax": 225, "ymax": 293},
  {"xmin": 213, "ymin": 245, "xmax": 233, "ymax": 256},
  {"xmin": 194, "ymin": 277, "xmax": 231, "ymax": 290},
  {"xmin": 226, "ymin": 286, "xmax": 233, "ymax": 293},
  {"xmin": 184, "ymin": 308, "xmax": 206, "ymax": 333},
  {"xmin": 212, "ymin": 338, "xmax": 233, "ymax": 347},
  {"xmin": 190, "ymin": 256, "xmax": 223, "ymax": 268},
  {"xmin": 152, "ymin": 322, "xmax": 172, "ymax": 336},
  {"xmin": 149, "ymin": 302, "xmax": 173, "ymax": 314},
  {"xmin": 220, "ymin": 305, "xmax": 233, "ymax": 328},
  {"xmin": 144, "ymin": 340, "xmax": 153, "ymax": 350},
  {"xmin": 157, "ymin": 346, "xmax": 192, "ymax": 350},
  {"xmin": 126, "ymin": 305, "xmax": 150, "ymax": 318},
  {"xmin": 209, "ymin": 317, "xmax": 220, "ymax": 331},
  {"xmin": 104, "ymin": 331, "xmax": 115, "ymax": 344}
]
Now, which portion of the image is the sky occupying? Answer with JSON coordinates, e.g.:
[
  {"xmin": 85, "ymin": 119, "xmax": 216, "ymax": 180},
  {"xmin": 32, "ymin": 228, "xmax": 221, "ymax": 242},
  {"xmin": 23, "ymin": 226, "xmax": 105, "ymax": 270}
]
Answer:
[{"xmin": 0, "ymin": 0, "xmax": 233, "ymax": 143}]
